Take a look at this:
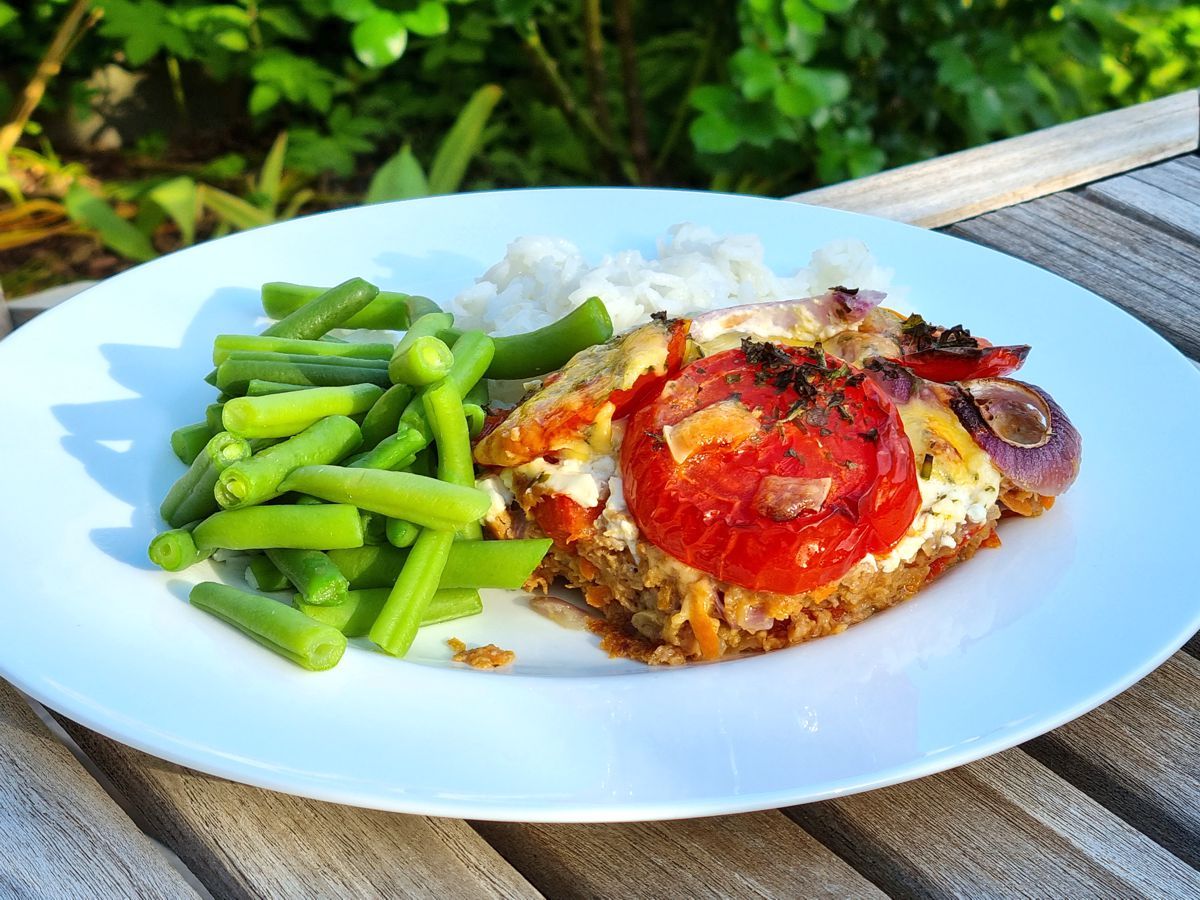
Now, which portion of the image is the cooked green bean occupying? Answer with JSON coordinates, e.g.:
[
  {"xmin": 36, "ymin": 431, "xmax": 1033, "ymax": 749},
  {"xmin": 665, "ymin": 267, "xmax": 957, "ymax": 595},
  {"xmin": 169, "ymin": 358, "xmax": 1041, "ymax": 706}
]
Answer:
[
  {"xmin": 245, "ymin": 379, "xmax": 311, "ymax": 396},
  {"xmin": 216, "ymin": 415, "xmax": 361, "ymax": 509},
  {"xmin": 148, "ymin": 524, "xmax": 213, "ymax": 571},
  {"xmin": 297, "ymin": 587, "xmax": 481, "ymax": 637},
  {"xmin": 222, "ymin": 384, "xmax": 383, "ymax": 439},
  {"xmin": 360, "ymin": 510, "xmax": 388, "ymax": 545},
  {"xmin": 388, "ymin": 312, "xmax": 453, "ymax": 380},
  {"xmin": 215, "ymin": 357, "xmax": 391, "ymax": 396},
  {"xmin": 225, "ymin": 350, "xmax": 390, "ymax": 370},
  {"xmin": 205, "ymin": 402, "xmax": 225, "ymax": 433},
  {"xmin": 213, "ymin": 334, "xmax": 392, "ymax": 365},
  {"xmin": 280, "ymin": 464, "xmax": 488, "ymax": 528},
  {"xmin": 462, "ymin": 403, "xmax": 486, "ymax": 438},
  {"xmin": 170, "ymin": 421, "xmax": 213, "ymax": 465},
  {"xmin": 245, "ymin": 554, "xmax": 289, "ymax": 592},
  {"xmin": 261, "ymin": 277, "xmax": 379, "ymax": 340},
  {"xmin": 404, "ymin": 448, "xmax": 435, "ymax": 478},
  {"xmin": 389, "ymin": 335, "xmax": 453, "ymax": 386},
  {"xmin": 190, "ymin": 582, "xmax": 346, "ymax": 671},
  {"xmin": 348, "ymin": 425, "xmax": 424, "ymax": 470},
  {"xmin": 463, "ymin": 379, "xmax": 489, "ymax": 408},
  {"xmin": 262, "ymin": 282, "xmax": 440, "ymax": 331},
  {"xmin": 494, "ymin": 297, "xmax": 613, "ymax": 379},
  {"xmin": 385, "ymin": 518, "xmax": 420, "ymax": 548},
  {"xmin": 369, "ymin": 528, "xmax": 453, "ymax": 656},
  {"xmin": 423, "ymin": 378, "xmax": 480, "ymax": 539},
  {"xmin": 326, "ymin": 538, "xmax": 551, "ymax": 590},
  {"xmin": 358, "ymin": 384, "xmax": 413, "ymax": 450},
  {"xmin": 265, "ymin": 548, "xmax": 349, "ymax": 607},
  {"xmin": 193, "ymin": 504, "xmax": 364, "ymax": 551},
  {"xmin": 161, "ymin": 432, "xmax": 253, "ymax": 528},
  {"xmin": 400, "ymin": 330, "xmax": 496, "ymax": 440}
]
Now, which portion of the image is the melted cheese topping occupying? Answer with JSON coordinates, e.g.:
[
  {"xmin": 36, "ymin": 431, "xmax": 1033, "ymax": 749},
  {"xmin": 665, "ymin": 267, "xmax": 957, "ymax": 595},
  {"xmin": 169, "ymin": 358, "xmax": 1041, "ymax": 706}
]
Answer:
[{"xmin": 861, "ymin": 395, "xmax": 1000, "ymax": 574}]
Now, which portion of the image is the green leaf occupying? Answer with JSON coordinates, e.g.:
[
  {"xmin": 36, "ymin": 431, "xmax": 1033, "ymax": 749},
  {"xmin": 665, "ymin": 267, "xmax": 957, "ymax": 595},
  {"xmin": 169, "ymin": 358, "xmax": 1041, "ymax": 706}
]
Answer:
[
  {"xmin": 402, "ymin": 1, "xmax": 449, "ymax": 36},
  {"xmin": 366, "ymin": 144, "xmax": 430, "ymax": 202},
  {"xmin": 200, "ymin": 184, "xmax": 272, "ymax": 231},
  {"xmin": 147, "ymin": 176, "xmax": 199, "ymax": 245},
  {"xmin": 259, "ymin": 7, "xmax": 310, "ymax": 38},
  {"xmin": 199, "ymin": 153, "xmax": 248, "ymax": 180},
  {"xmin": 258, "ymin": 131, "xmax": 288, "ymax": 213},
  {"xmin": 782, "ymin": 0, "xmax": 825, "ymax": 36},
  {"xmin": 249, "ymin": 83, "xmax": 281, "ymax": 116},
  {"xmin": 774, "ymin": 67, "xmax": 850, "ymax": 117},
  {"xmin": 352, "ymin": 11, "xmax": 408, "ymax": 68},
  {"xmin": 690, "ymin": 112, "xmax": 741, "ymax": 155},
  {"xmin": 280, "ymin": 188, "xmax": 315, "ymax": 221},
  {"xmin": 427, "ymin": 83, "xmax": 502, "ymax": 194},
  {"xmin": 64, "ymin": 185, "xmax": 156, "ymax": 262},
  {"xmin": 331, "ymin": 0, "xmax": 377, "ymax": 22},
  {"xmin": 807, "ymin": 0, "xmax": 855, "ymax": 12},
  {"xmin": 0, "ymin": 3, "xmax": 17, "ymax": 30},
  {"xmin": 731, "ymin": 47, "xmax": 781, "ymax": 101}
]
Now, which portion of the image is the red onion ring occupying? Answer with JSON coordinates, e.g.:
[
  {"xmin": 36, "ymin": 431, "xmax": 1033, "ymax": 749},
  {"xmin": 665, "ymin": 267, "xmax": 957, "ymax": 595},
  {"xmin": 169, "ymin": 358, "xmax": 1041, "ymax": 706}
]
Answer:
[{"xmin": 948, "ymin": 378, "xmax": 1081, "ymax": 495}]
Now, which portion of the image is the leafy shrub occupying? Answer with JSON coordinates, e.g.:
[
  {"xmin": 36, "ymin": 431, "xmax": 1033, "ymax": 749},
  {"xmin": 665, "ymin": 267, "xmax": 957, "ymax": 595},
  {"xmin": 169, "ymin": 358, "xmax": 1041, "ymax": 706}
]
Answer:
[{"xmin": 2, "ymin": 0, "xmax": 1197, "ymax": 197}]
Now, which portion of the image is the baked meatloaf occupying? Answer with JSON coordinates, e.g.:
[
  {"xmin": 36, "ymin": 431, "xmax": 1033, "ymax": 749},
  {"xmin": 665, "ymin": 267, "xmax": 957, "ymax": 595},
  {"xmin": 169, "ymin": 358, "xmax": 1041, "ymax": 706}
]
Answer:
[{"xmin": 474, "ymin": 291, "xmax": 1081, "ymax": 664}]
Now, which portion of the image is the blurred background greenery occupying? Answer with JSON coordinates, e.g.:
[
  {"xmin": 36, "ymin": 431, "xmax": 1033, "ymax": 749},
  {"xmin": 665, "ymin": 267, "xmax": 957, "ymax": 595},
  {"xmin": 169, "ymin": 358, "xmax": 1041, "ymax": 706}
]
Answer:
[{"xmin": 2, "ymin": 0, "xmax": 1197, "ymax": 296}]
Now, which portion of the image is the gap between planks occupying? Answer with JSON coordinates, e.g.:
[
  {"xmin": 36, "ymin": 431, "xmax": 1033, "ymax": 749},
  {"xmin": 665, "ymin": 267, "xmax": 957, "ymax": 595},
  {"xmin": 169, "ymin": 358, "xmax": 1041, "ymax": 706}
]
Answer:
[
  {"xmin": 792, "ymin": 90, "xmax": 1199, "ymax": 228},
  {"xmin": 53, "ymin": 714, "xmax": 544, "ymax": 900},
  {"xmin": 0, "ymin": 679, "xmax": 202, "ymax": 897}
]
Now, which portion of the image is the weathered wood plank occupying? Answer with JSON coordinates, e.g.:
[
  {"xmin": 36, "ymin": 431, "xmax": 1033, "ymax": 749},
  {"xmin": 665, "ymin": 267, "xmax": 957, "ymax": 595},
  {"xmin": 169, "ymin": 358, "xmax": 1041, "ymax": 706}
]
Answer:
[
  {"xmin": 1023, "ymin": 652, "xmax": 1200, "ymax": 868},
  {"xmin": 948, "ymin": 191, "xmax": 1200, "ymax": 360},
  {"xmin": 58, "ymin": 719, "xmax": 541, "ymax": 900},
  {"xmin": 793, "ymin": 90, "xmax": 1199, "ymax": 228},
  {"xmin": 786, "ymin": 748, "xmax": 1200, "ymax": 898},
  {"xmin": 474, "ymin": 811, "xmax": 885, "ymax": 900},
  {"xmin": 1086, "ymin": 155, "xmax": 1200, "ymax": 244},
  {"xmin": 0, "ymin": 681, "xmax": 201, "ymax": 897}
]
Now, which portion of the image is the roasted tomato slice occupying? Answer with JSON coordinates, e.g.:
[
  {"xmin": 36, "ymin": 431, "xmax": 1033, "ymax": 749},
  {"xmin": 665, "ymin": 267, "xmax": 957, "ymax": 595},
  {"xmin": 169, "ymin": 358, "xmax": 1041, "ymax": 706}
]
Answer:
[
  {"xmin": 890, "ymin": 344, "xmax": 1029, "ymax": 383},
  {"xmin": 475, "ymin": 317, "xmax": 688, "ymax": 468},
  {"xmin": 621, "ymin": 343, "xmax": 919, "ymax": 595},
  {"xmin": 531, "ymin": 494, "xmax": 603, "ymax": 547}
]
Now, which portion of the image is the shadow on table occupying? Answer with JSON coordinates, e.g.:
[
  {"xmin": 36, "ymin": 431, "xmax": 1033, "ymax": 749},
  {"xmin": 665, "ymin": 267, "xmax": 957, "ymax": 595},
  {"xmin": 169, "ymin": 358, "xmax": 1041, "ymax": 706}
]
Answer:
[{"xmin": 50, "ymin": 286, "xmax": 255, "ymax": 570}]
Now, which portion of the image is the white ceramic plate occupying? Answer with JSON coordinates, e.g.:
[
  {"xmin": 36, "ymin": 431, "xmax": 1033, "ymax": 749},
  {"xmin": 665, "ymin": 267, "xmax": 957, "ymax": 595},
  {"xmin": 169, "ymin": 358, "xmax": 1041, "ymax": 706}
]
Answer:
[{"xmin": 2, "ymin": 189, "xmax": 1197, "ymax": 822}]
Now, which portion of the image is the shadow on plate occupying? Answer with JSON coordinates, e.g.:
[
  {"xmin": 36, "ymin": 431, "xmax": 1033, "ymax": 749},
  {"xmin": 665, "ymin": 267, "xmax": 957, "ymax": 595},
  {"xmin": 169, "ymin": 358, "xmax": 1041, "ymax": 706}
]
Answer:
[{"xmin": 50, "ymin": 286, "xmax": 256, "ymax": 569}]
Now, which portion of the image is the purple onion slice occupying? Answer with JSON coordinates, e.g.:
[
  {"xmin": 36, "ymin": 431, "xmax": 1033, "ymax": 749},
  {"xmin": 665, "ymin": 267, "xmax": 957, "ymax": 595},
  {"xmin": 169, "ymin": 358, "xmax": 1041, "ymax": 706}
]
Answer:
[{"xmin": 949, "ymin": 378, "xmax": 1081, "ymax": 495}]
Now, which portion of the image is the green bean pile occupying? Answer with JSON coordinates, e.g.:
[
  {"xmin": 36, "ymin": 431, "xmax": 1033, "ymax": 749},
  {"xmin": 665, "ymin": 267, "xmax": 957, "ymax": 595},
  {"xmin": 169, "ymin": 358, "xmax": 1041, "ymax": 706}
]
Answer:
[{"xmin": 150, "ymin": 278, "xmax": 614, "ymax": 671}]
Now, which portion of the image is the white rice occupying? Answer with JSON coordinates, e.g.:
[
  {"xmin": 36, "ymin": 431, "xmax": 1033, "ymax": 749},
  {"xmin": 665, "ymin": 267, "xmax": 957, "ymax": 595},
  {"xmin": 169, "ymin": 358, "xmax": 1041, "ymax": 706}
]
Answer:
[{"xmin": 449, "ymin": 222, "xmax": 896, "ymax": 336}]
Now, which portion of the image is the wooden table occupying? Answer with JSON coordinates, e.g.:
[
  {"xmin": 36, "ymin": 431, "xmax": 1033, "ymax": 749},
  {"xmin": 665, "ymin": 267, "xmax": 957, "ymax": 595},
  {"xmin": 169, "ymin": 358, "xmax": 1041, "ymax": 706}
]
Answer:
[{"xmin": 3, "ymin": 91, "xmax": 1198, "ymax": 898}]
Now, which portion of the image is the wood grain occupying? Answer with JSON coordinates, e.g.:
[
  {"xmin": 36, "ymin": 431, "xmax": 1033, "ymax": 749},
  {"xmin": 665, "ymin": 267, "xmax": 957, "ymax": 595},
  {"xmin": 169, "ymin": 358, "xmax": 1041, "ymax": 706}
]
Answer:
[
  {"xmin": 1023, "ymin": 652, "xmax": 1200, "ymax": 868},
  {"xmin": 948, "ymin": 191, "xmax": 1200, "ymax": 360},
  {"xmin": 0, "ymin": 681, "xmax": 200, "ymax": 897},
  {"xmin": 792, "ymin": 90, "xmax": 1199, "ymax": 228},
  {"xmin": 474, "ymin": 811, "xmax": 884, "ymax": 899},
  {"xmin": 1086, "ymin": 155, "xmax": 1200, "ymax": 244},
  {"xmin": 58, "ymin": 719, "xmax": 540, "ymax": 900},
  {"xmin": 786, "ymin": 748, "xmax": 1200, "ymax": 898}
]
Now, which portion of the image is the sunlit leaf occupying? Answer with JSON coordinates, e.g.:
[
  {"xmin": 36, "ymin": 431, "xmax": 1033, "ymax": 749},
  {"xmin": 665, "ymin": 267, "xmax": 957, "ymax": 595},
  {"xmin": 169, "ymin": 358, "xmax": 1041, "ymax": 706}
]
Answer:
[
  {"xmin": 64, "ymin": 185, "xmax": 156, "ymax": 261},
  {"xmin": 351, "ymin": 11, "xmax": 408, "ymax": 68},
  {"xmin": 199, "ymin": 184, "xmax": 272, "ymax": 231},
  {"xmin": 366, "ymin": 144, "xmax": 430, "ymax": 202},
  {"xmin": 402, "ymin": 1, "xmax": 449, "ymax": 36},
  {"xmin": 147, "ymin": 176, "xmax": 199, "ymax": 245},
  {"xmin": 427, "ymin": 84, "xmax": 502, "ymax": 194},
  {"xmin": 258, "ymin": 131, "xmax": 288, "ymax": 213}
]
